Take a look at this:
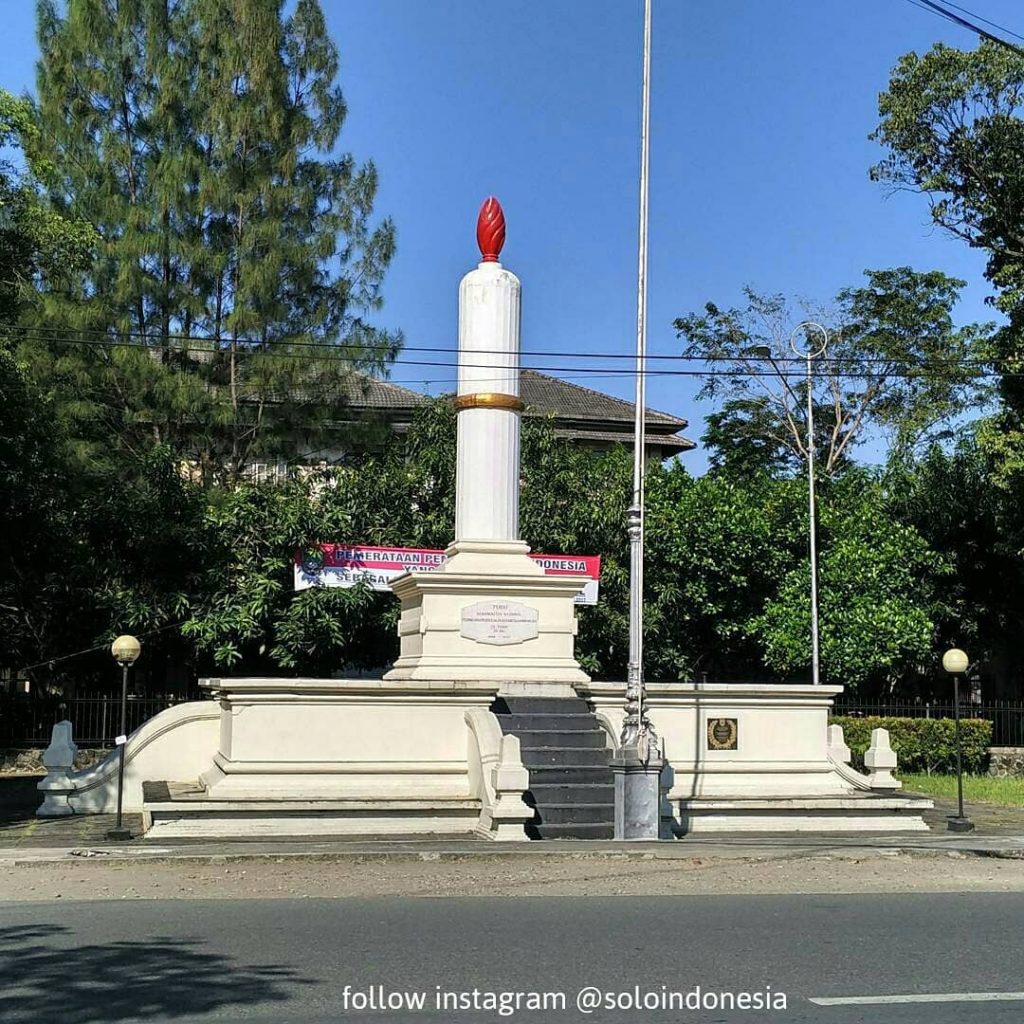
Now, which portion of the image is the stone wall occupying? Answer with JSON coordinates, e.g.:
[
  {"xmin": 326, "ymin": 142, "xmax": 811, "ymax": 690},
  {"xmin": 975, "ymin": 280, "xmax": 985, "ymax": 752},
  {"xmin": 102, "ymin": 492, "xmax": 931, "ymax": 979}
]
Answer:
[
  {"xmin": 0, "ymin": 747, "xmax": 108, "ymax": 775},
  {"xmin": 988, "ymin": 747, "xmax": 1024, "ymax": 778}
]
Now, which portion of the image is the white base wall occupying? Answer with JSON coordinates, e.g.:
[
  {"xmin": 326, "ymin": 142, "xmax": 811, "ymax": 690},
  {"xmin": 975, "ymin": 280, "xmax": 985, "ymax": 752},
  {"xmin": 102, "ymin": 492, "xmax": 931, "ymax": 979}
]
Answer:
[
  {"xmin": 65, "ymin": 701, "xmax": 220, "ymax": 815},
  {"xmin": 44, "ymin": 677, "xmax": 931, "ymax": 838},
  {"xmin": 579, "ymin": 681, "xmax": 932, "ymax": 833},
  {"xmin": 45, "ymin": 678, "xmax": 534, "ymax": 841}
]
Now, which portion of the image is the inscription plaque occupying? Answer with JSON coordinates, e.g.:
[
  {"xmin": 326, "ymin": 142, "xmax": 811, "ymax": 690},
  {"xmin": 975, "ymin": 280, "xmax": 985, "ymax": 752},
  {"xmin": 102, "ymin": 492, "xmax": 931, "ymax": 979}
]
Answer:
[
  {"xmin": 460, "ymin": 600, "xmax": 539, "ymax": 646},
  {"xmin": 707, "ymin": 717, "xmax": 738, "ymax": 751}
]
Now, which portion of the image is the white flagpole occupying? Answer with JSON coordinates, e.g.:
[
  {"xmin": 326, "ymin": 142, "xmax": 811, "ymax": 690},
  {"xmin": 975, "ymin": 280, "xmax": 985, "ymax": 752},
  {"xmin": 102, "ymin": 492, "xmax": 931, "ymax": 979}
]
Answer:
[{"xmin": 621, "ymin": 0, "xmax": 657, "ymax": 758}]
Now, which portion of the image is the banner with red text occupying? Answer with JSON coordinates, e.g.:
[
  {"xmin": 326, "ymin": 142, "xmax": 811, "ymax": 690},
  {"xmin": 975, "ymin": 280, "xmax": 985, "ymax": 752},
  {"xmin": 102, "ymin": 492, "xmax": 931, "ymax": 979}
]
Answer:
[{"xmin": 294, "ymin": 545, "xmax": 601, "ymax": 605}]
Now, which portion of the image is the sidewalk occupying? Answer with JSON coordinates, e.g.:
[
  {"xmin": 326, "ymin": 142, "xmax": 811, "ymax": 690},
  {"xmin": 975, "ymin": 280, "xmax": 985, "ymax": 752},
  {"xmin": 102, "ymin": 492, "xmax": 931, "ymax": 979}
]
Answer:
[{"xmin": 3, "ymin": 773, "xmax": 1023, "ymax": 865}]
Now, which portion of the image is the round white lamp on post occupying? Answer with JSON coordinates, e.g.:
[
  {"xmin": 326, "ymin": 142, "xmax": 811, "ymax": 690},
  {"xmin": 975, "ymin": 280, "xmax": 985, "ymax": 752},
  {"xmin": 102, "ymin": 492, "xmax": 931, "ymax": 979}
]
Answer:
[
  {"xmin": 107, "ymin": 634, "xmax": 141, "ymax": 841},
  {"xmin": 941, "ymin": 647, "xmax": 974, "ymax": 834}
]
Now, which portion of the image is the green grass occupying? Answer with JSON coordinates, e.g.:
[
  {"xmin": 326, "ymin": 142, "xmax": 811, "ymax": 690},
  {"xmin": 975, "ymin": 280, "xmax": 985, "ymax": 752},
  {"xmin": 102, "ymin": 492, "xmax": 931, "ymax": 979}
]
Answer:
[{"xmin": 900, "ymin": 773, "xmax": 1024, "ymax": 807}]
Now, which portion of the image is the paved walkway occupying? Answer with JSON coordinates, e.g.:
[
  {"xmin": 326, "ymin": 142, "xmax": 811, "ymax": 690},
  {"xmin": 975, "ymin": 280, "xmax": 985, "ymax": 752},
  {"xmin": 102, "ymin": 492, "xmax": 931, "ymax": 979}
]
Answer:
[
  {"xmin": 3, "ymin": 772, "xmax": 1022, "ymax": 863},
  {"xmin": 0, "ymin": 774, "xmax": 143, "ymax": 847}
]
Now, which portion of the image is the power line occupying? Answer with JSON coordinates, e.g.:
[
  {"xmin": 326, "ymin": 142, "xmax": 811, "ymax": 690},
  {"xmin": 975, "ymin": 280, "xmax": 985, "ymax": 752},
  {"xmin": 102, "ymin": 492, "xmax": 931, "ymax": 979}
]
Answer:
[
  {"xmin": 2, "ymin": 322, "xmax": 1008, "ymax": 370},
  {"xmin": 941, "ymin": 0, "xmax": 1024, "ymax": 43},
  {"xmin": 1, "ymin": 350, "xmax": 1002, "ymax": 385},
  {"xmin": 0, "ymin": 355, "xmax": 1006, "ymax": 392},
  {"xmin": 904, "ymin": 0, "xmax": 1024, "ymax": 57},
  {"xmin": 4, "ymin": 321, "xmax": 1007, "ymax": 367},
  {"xmin": 19, "ymin": 618, "xmax": 190, "ymax": 674}
]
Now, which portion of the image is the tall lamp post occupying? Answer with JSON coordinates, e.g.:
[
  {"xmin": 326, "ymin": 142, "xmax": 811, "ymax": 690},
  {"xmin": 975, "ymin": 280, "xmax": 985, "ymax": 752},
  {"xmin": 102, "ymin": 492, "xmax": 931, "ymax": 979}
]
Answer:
[
  {"xmin": 789, "ymin": 323, "xmax": 828, "ymax": 686},
  {"xmin": 106, "ymin": 634, "xmax": 141, "ymax": 841},
  {"xmin": 941, "ymin": 647, "xmax": 974, "ymax": 833}
]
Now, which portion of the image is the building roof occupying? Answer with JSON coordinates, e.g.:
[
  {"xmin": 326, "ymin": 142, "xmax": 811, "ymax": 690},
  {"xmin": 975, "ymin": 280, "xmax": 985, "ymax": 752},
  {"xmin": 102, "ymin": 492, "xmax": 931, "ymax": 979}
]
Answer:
[
  {"xmin": 341, "ymin": 374, "xmax": 429, "ymax": 410},
  {"xmin": 519, "ymin": 370, "xmax": 687, "ymax": 429},
  {"xmin": 551, "ymin": 427, "xmax": 691, "ymax": 452},
  {"xmin": 335, "ymin": 368, "xmax": 694, "ymax": 455}
]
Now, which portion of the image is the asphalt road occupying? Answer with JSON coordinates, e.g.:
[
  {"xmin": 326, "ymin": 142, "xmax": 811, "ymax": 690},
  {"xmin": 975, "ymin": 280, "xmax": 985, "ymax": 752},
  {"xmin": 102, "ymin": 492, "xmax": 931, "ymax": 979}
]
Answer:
[{"xmin": 2, "ymin": 893, "xmax": 1022, "ymax": 1024}]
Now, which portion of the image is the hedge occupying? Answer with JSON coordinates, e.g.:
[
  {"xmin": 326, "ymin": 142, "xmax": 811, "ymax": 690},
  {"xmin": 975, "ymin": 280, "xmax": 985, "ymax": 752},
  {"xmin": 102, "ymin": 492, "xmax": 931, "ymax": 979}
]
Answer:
[{"xmin": 829, "ymin": 715, "xmax": 992, "ymax": 776}]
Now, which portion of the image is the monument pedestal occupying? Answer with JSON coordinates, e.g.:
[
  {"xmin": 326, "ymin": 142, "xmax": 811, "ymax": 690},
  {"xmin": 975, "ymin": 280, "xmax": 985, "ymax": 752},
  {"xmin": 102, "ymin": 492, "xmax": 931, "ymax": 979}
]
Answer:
[
  {"xmin": 581, "ymin": 681, "xmax": 934, "ymax": 833},
  {"xmin": 384, "ymin": 541, "xmax": 589, "ymax": 690}
]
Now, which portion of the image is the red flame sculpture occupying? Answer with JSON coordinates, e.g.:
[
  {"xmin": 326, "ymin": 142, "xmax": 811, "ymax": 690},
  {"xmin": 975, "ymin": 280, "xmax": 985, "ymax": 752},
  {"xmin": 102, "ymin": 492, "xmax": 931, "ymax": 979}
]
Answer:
[{"xmin": 476, "ymin": 196, "xmax": 506, "ymax": 262}]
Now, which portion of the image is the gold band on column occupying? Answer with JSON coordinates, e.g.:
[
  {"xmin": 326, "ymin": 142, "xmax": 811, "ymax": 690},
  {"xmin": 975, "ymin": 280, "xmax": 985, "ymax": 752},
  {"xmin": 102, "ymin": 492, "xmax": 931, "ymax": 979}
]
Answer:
[{"xmin": 451, "ymin": 392, "xmax": 525, "ymax": 412}]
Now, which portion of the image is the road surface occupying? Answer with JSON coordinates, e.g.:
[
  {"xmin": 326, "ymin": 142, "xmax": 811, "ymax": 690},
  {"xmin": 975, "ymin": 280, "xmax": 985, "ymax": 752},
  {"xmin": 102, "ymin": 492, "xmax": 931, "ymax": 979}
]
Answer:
[{"xmin": 2, "ymin": 892, "xmax": 1021, "ymax": 1023}]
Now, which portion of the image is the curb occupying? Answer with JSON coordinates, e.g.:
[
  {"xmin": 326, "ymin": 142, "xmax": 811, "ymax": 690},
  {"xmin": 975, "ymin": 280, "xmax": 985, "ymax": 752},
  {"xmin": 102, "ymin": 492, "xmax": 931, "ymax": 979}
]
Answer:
[{"xmin": 5, "ymin": 840, "xmax": 1024, "ymax": 868}]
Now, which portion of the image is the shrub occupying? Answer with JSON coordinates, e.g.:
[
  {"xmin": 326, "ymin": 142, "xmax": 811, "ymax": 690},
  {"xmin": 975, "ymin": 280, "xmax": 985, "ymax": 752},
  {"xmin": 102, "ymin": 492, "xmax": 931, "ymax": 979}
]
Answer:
[{"xmin": 830, "ymin": 715, "xmax": 992, "ymax": 775}]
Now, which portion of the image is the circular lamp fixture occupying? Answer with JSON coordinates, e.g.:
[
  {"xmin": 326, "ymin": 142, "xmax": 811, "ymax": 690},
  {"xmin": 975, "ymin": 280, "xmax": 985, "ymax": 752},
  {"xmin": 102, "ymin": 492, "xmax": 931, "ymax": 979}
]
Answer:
[
  {"xmin": 110, "ymin": 635, "xmax": 142, "ymax": 666},
  {"xmin": 942, "ymin": 648, "xmax": 969, "ymax": 675}
]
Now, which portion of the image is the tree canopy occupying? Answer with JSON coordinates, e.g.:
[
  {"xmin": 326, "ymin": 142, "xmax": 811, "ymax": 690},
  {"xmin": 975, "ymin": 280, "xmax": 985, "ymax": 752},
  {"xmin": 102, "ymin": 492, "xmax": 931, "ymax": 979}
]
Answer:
[
  {"xmin": 872, "ymin": 41, "xmax": 1024, "ymax": 476},
  {"xmin": 674, "ymin": 269, "xmax": 988, "ymax": 478},
  {"xmin": 22, "ymin": 0, "xmax": 399, "ymax": 482}
]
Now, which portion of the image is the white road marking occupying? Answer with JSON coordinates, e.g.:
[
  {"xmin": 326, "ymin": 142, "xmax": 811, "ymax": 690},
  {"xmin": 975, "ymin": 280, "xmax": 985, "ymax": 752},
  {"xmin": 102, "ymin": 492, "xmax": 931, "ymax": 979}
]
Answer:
[{"xmin": 811, "ymin": 992, "xmax": 1024, "ymax": 1006}]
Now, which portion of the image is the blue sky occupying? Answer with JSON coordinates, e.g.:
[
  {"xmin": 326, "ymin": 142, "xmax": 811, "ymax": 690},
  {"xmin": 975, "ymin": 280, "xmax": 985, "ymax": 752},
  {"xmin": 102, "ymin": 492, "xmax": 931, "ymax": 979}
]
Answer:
[{"xmin": 2, "ymin": 0, "xmax": 1017, "ymax": 470}]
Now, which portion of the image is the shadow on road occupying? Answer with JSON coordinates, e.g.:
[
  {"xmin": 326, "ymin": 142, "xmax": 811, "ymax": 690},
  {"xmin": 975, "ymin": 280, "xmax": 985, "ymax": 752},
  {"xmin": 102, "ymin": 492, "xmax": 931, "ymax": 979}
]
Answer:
[{"xmin": 0, "ymin": 922, "xmax": 316, "ymax": 1023}]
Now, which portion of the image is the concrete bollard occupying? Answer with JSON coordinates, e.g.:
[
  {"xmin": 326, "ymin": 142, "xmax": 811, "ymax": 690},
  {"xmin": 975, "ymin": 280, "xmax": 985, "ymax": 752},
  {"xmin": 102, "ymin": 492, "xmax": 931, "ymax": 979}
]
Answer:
[
  {"xmin": 488, "ymin": 734, "xmax": 533, "ymax": 840},
  {"xmin": 37, "ymin": 720, "xmax": 78, "ymax": 817},
  {"xmin": 827, "ymin": 724, "xmax": 852, "ymax": 765},
  {"xmin": 864, "ymin": 727, "xmax": 902, "ymax": 790}
]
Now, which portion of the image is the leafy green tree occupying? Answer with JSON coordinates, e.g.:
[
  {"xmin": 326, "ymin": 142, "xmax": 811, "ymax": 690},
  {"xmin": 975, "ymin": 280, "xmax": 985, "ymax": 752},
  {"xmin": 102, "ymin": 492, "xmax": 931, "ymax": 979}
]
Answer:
[
  {"xmin": 643, "ymin": 470, "xmax": 806, "ymax": 680},
  {"xmin": 674, "ymin": 269, "xmax": 987, "ymax": 477},
  {"xmin": 751, "ymin": 472, "xmax": 947, "ymax": 691},
  {"xmin": 520, "ymin": 418, "xmax": 632, "ymax": 677},
  {"xmin": 175, "ymin": 400, "xmax": 947, "ymax": 692},
  {"xmin": 0, "ymin": 424, "xmax": 215, "ymax": 694},
  {"xmin": 0, "ymin": 89, "xmax": 97, "ymax": 684},
  {"xmin": 872, "ymin": 42, "xmax": 1024, "ymax": 476},
  {"xmin": 0, "ymin": 89, "xmax": 95, "ymax": 328},
  {"xmin": 872, "ymin": 42, "xmax": 1024, "ymax": 320},
  {"xmin": 180, "ymin": 404, "xmax": 636, "ymax": 677},
  {"xmin": 26, "ymin": 0, "xmax": 399, "ymax": 481},
  {"xmin": 644, "ymin": 466, "xmax": 945, "ymax": 690},
  {"xmin": 887, "ymin": 440, "xmax": 1024, "ymax": 698},
  {"xmin": 699, "ymin": 400, "xmax": 805, "ymax": 481}
]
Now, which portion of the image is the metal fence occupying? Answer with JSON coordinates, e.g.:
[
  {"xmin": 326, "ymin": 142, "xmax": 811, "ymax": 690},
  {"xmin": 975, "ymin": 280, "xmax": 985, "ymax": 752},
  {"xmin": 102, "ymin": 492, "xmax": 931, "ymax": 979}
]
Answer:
[
  {"xmin": 6, "ymin": 692, "xmax": 1024, "ymax": 749},
  {"xmin": 832, "ymin": 699, "xmax": 1024, "ymax": 748},
  {"xmin": 0, "ymin": 692, "xmax": 206, "ymax": 748}
]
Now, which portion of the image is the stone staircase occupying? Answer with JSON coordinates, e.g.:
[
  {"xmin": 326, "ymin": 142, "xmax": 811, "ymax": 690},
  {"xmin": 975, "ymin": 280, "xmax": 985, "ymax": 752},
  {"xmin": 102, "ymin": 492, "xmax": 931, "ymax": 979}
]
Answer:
[{"xmin": 493, "ymin": 695, "xmax": 614, "ymax": 839}]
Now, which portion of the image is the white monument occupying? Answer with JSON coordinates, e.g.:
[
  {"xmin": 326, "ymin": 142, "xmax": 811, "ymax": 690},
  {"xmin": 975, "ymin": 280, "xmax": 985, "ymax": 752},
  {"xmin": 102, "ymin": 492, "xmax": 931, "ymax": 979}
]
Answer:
[
  {"xmin": 36, "ymin": 198, "xmax": 934, "ymax": 839},
  {"xmin": 385, "ymin": 197, "xmax": 590, "ymax": 691}
]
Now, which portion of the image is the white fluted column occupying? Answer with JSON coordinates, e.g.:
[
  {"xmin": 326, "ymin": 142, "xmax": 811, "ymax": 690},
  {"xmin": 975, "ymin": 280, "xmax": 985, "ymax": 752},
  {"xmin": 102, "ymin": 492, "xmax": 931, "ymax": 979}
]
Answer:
[
  {"xmin": 454, "ymin": 260, "xmax": 522, "ymax": 541},
  {"xmin": 384, "ymin": 195, "xmax": 588, "ymax": 686}
]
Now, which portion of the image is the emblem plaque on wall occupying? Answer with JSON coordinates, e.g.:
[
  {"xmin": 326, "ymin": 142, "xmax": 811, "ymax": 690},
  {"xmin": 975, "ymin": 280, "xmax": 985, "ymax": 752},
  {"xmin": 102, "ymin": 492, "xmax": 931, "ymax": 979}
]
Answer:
[{"xmin": 707, "ymin": 717, "xmax": 738, "ymax": 751}]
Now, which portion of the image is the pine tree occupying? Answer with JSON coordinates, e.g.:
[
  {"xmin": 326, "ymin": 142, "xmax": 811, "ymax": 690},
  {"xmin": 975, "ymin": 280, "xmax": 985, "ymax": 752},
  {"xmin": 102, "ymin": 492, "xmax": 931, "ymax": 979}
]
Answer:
[{"xmin": 27, "ymin": 0, "xmax": 399, "ymax": 482}]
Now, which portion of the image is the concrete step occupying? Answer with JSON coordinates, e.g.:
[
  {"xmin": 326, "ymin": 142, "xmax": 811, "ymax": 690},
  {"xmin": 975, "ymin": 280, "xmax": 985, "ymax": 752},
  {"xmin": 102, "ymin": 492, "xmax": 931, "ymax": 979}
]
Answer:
[
  {"xmin": 532, "ymin": 802, "xmax": 615, "ymax": 825},
  {"xmin": 142, "ymin": 788, "xmax": 484, "ymax": 839},
  {"xmin": 502, "ymin": 713, "xmax": 608, "ymax": 733},
  {"xmin": 531, "ymin": 821, "xmax": 615, "ymax": 840},
  {"xmin": 513, "ymin": 729, "xmax": 607, "ymax": 749},
  {"xmin": 493, "ymin": 695, "xmax": 616, "ymax": 841},
  {"xmin": 495, "ymin": 696, "xmax": 592, "ymax": 716},
  {"xmin": 529, "ymin": 783, "xmax": 615, "ymax": 804},
  {"xmin": 520, "ymin": 746, "xmax": 611, "ymax": 767},
  {"xmin": 528, "ymin": 765, "xmax": 615, "ymax": 785}
]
